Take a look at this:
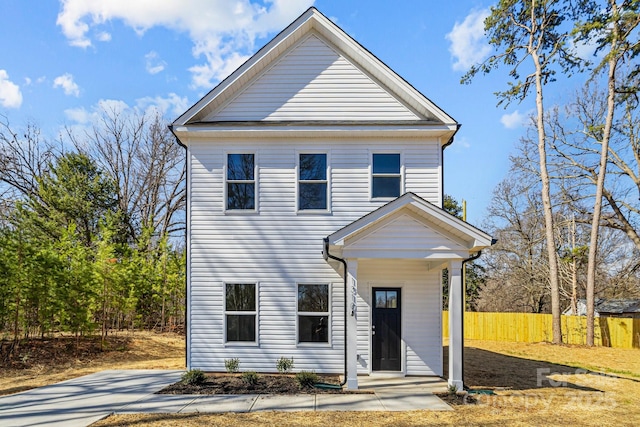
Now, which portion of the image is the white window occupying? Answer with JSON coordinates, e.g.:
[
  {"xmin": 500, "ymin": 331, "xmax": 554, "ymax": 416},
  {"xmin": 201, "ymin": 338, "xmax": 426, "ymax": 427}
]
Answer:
[
  {"xmin": 372, "ymin": 153, "xmax": 401, "ymax": 198},
  {"xmin": 298, "ymin": 153, "xmax": 328, "ymax": 211},
  {"xmin": 297, "ymin": 284, "xmax": 329, "ymax": 343},
  {"xmin": 227, "ymin": 154, "xmax": 255, "ymax": 210},
  {"xmin": 225, "ymin": 283, "xmax": 257, "ymax": 343}
]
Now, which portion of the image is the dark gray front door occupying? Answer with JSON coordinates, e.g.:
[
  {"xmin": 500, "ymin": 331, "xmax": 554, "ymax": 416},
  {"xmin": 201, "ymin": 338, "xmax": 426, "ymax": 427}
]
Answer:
[{"xmin": 372, "ymin": 288, "xmax": 401, "ymax": 371}]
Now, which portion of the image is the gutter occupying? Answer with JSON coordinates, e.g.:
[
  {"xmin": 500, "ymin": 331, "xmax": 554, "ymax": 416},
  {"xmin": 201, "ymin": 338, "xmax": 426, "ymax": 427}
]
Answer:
[
  {"xmin": 323, "ymin": 237, "xmax": 348, "ymax": 387},
  {"xmin": 440, "ymin": 124, "xmax": 461, "ymax": 206},
  {"xmin": 168, "ymin": 124, "xmax": 186, "ymax": 148}
]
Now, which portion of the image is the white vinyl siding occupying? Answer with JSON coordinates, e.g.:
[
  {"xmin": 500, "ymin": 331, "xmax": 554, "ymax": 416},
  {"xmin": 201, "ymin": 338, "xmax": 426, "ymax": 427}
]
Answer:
[
  {"xmin": 187, "ymin": 137, "xmax": 441, "ymax": 373},
  {"xmin": 207, "ymin": 34, "xmax": 421, "ymax": 122}
]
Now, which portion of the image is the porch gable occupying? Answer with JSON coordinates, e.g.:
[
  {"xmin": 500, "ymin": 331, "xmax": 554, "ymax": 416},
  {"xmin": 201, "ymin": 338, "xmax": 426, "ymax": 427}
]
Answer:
[{"xmin": 342, "ymin": 210, "xmax": 471, "ymax": 259}]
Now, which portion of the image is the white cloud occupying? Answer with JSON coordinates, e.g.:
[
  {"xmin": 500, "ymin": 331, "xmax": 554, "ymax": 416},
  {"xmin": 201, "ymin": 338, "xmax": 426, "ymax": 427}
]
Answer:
[
  {"xmin": 500, "ymin": 110, "xmax": 530, "ymax": 129},
  {"xmin": 145, "ymin": 51, "xmax": 167, "ymax": 75},
  {"xmin": 64, "ymin": 95, "xmax": 188, "ymax": 125},
  {"xmin": 0, "ymin": 70, "xmax": 23, "ymax": 108},
  {"xmin": 56, "ymin": 0, "xmax": 315, "ymax": 89},
  {"xmin": 188, "ymin": 51, "xmax": 250, "ymax": 88},
  {"xmin": 446, "ymin": 9, "xmax": 491, "ymax": 72},
  {"xmin": 136, "ymin": 93, "xmax": 189, "ymax": 118},
  {"xmin": 53, "ymin": 73, "xmax": 81, "ymax": 97},
  {"xmin": 64, "ymin": 106, "xmax": 93, "ymax": 124},
  {"xmin": 457, "ymin": 136, "xmax": 471, "ymax": 149},
  {"xmin": 64, "ymin": 99, "xmax": 129, "ymax": 124},
  {"xmin": 96, "ymin": 31, "xmax": 112, "ymax": 42}
]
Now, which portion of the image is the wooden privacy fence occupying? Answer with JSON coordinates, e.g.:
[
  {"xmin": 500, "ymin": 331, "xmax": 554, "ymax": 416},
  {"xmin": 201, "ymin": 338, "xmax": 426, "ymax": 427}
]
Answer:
[{"xmin": 442, "ymin": 311, "xmax": 640, "ymax": 349}]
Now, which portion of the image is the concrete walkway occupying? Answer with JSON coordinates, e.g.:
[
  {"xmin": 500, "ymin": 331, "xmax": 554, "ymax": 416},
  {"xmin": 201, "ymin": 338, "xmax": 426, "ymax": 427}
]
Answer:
[
  {"xmin": 0, "ymin": 370, "xmax": 183, "ymax": 427},
  {"xmin": 0, "ymin": 371, "xmax": 451, "ymax": 427}
]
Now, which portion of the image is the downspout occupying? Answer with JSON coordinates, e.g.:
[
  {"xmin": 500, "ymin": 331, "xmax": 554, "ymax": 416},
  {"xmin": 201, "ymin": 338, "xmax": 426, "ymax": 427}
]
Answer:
[
  {"xmin": 323, "ymin": 237, "xmax": 348, "ymax": 387},
  {"xmin": 440, "ymin": 124, "xmax": 461, "ymax": 207},
  {"xmin": 460, "ymin": 250, "xmax": 482, "ymax": 389},
  {"xmin": 168, "ymin": 124, "xmax": 189, "ymax": 370}
]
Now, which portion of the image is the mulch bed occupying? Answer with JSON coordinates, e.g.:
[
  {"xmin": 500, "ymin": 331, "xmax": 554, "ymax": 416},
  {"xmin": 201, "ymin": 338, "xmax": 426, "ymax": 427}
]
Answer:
[
  {"xmin": 159, "ymin": 373, "xmax": 369, "ymax": 395},
  {"xmin": 435, "ymin": 392, "xmax": 478, "ymax": 405}
]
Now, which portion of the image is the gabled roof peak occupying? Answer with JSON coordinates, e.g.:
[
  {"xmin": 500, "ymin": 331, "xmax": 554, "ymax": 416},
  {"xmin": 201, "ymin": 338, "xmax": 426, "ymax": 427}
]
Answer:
[
  {"xmin": 173, "ymin": 7, "xmax": 457, "ymax": 129},
  {"xmin": 327, "ymin": 192, "xmax": 493, "ymax": 254}
]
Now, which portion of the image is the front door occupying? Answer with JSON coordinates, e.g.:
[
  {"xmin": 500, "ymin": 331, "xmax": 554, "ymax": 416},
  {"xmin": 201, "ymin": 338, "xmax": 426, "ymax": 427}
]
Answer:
[{"xmin": 372, "ymin": 288, "xmax": 401, "ymax": 371}]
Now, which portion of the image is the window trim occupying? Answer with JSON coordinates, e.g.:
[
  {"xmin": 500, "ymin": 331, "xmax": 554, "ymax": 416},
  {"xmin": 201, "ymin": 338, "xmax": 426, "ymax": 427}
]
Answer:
[
  {"xmin": 296, "ymin": 283, "xmax": 331, "ymax": 346},
  {"xmin": 224, "ymin": 282, "xmax": 258, "ymax": 346},
  {"xmin": 224, "ymin": 152, "xmax": 258, "ymax": 213},
  {"xmin": 370, "ymin": 151, "xmax": 403, "ymax": 200},
  {"xmin": 296, "ymin": 151, "xmax": 331, "ymax": 214}
]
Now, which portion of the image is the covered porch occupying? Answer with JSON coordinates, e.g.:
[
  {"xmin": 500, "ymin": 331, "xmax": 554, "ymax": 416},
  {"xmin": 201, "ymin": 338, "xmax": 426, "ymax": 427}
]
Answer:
[{"xmin": 324, "ymin": 193, "xmax": 493, "ymax": 391}]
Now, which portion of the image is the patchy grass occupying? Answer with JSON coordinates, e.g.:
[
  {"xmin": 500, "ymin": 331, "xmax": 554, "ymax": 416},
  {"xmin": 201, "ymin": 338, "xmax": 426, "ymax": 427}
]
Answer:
[
  {"xmin": 0, "ymin": 331, "xmax": 184, "ymax": 396},
  {"xmin": 93, "ymin": 339, "xmax": 640, "ymax": 426},
  {"xmin": 3, "ymin": 333, "xmax": 639, "ymax": 425}
]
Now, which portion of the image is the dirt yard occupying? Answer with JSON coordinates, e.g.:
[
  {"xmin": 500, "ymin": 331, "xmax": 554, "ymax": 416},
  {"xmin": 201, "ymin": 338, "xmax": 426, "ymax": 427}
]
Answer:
[
  {"xmin": 2, "ymin": 333, "xmax": 639, "ymax": 426},
  {"xmin": 96, "ymin": 339, "xmax": 640, "ymax": 426},
  {"xmin": 0, "ymin": 331, "xmax": 184, "ymax": 396}
]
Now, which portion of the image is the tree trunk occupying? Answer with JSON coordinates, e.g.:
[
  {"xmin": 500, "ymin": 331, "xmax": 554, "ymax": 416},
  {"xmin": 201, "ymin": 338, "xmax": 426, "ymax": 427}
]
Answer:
[
  {"xmin": 571, "ymin": 216, "xmax": 578, "ymax": 316},
  {"xmin": 532, "ymin": 50, "xmax": 562, "ymax": 344},
  {"xmin": 586, "ymin": 17, "xmax": 618, "ymax": 346}
]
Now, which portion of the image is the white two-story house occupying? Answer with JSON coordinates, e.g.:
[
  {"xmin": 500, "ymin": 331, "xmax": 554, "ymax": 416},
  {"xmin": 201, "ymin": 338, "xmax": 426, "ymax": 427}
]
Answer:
[{"xmin": 171, "ymin": 7, "xmax": 492, "ymax": 391}]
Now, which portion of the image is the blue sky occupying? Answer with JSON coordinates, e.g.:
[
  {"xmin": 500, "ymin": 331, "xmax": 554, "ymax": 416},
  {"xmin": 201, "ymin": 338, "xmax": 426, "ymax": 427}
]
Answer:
[{"xmin": 0, "ymin": 0, "xmax": 543, "ymax": 226}]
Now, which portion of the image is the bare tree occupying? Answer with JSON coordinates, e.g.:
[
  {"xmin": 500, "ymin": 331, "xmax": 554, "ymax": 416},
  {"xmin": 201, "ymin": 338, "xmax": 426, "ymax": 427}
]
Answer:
[
  {"xmin": 479, "ymin": 177, "xmax": 552, "ymax": 313},
  {"xmin": 573, "ymin": 0, "xmax": 640, "ymax": 346},
  {"xmin": 64, "ymin": 107, "xmax": 186, "ymax": 244},
  {"xmin": 463, "ymin": 0, "xmax": 589, "ymax": 343},
  {"xmin": 0, "ymin": 117, "xmax": 56, "ymax": 216}
]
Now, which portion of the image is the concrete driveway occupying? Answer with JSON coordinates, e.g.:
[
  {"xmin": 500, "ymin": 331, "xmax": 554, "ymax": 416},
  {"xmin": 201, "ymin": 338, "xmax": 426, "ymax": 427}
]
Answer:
[{"xmin": 0, "ymin": 370, "xmax": 183, "ymax": 427}]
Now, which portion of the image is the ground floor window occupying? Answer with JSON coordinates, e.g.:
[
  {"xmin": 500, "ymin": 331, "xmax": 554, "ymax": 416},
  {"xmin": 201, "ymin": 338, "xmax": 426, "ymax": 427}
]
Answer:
[
  {"xmin": 225, "ymin": 283, "xmax": 257, "ymax": 342},
  {"xmin": 297, "ymin": 284, "xmax": 329, "ymax": 343}
]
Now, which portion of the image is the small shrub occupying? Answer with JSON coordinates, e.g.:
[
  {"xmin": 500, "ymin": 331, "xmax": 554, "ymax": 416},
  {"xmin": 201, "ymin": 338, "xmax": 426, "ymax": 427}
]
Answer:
[
  {"xmin": 448, "ymin": 384, "xmax": 459, "ymax": 396},
  {"xmin": 181, "ymin": 369, "xmax": 206, "ymax": 385},
  {"xmin": 295, "ymin": 370, "xmax": 319, "ymax": 389},
  {"xmin": 276, "ymin": 356, "xmax": 294, "ymax": 374},
  {"xmin": 241, "ymin": 371, "xmax": 259, "ymax": 385},
  {"xmin": 225, "ymin": 358, "xmax": 240, "ymax": 373}
]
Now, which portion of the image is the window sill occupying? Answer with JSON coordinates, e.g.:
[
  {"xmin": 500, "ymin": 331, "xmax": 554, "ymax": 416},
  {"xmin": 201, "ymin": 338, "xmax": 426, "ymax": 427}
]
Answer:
[
  {"xmin": 296, "ymin": 209, "xmax": 332, "ymax": 215},
  {"xmin": 224, "ymin": 210, "xmax": 259, "ymax": 215},
  {"xmin": 370, "ymin": 196, "xmax": 399, "ymax": 202},
  {"xmin": 297, "ymin": 342, "xmax": 331, "ymax": 348},
  {"xmin": 225, "ymin": 341, "xmax": 259, "ymax": 347}
]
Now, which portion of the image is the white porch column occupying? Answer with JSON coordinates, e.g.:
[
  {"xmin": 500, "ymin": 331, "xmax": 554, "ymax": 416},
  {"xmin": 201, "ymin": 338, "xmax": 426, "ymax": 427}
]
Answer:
[
  {"xmin": 346, "ymin": 259, "xmax": 359, "ymax": 390},
  {"xmin": 448, "ymin": 260, "xmax": 464, "ymax": 391}
]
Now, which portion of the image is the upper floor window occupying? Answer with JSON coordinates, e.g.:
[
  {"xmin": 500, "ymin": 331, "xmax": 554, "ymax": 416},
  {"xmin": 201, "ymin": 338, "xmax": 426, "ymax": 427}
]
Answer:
[
  {"xmin": 298, "ymin": 153, "xmax": 327, "ymax": 210},
  {"xmin": 227, "ymin": 154, "xmax": 255, "ymax": 210},
  {"xmin": 372, "ymin": 153, "xmax": 401, "ymax": 198},
  {"xmin": 225, "ymin": 283, "xmax": 257, "ymax": 342}
]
